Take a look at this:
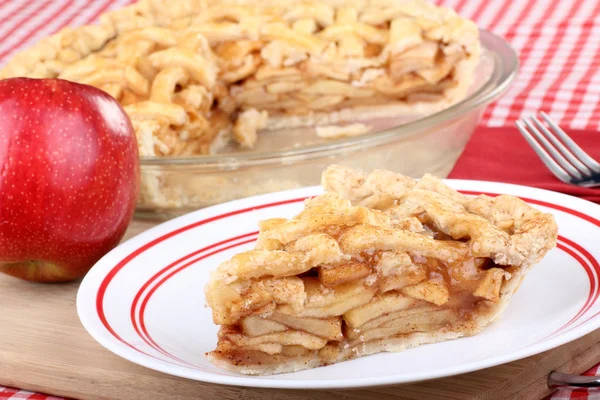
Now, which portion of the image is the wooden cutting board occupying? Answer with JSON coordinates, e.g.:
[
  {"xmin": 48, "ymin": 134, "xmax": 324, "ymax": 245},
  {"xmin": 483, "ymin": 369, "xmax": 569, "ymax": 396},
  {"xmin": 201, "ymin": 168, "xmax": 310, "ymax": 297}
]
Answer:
[{"xmin": 1, "ymin": 219, "xmax": 598, "ymax": 400}]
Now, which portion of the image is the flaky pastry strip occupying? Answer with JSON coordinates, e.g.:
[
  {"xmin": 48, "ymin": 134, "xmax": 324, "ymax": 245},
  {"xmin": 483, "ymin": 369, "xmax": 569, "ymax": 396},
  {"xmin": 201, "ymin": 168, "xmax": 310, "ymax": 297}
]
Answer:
[{"xmin": 339, "ymin": 225, "xmax": 470, "ymax": 262}]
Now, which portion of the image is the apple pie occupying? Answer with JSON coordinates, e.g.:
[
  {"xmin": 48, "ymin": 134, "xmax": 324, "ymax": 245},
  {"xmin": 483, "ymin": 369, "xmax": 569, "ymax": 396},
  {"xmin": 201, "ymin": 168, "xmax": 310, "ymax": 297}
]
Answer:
[
  {"xmin": 204, "ymin": 165, "xmax": 558, "ymax": 375},
  {"xmin": 0, "ymin": 0, "xmax": 480, "ymax": 157}
]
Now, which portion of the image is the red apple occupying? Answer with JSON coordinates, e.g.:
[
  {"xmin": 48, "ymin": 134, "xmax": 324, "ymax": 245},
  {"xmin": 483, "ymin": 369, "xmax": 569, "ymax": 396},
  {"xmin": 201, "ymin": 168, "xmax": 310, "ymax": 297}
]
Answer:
[{"xmin": 0, "ymin": 78, "xmax": 139, "ymax": 282}]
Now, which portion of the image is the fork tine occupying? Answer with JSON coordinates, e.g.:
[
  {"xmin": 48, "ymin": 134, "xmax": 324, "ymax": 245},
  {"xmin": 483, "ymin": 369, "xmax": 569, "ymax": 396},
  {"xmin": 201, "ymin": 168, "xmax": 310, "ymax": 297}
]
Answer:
[
  {"xmin": 522, "ymin": 117, "xmax": 583, "ymax": 179},
  {"xmin": 541, "ymin": 111, "xmax": 600, "ymax": 172},
  {"xmin": 531, "ymin": 116, "xmax": 593, "ymax": 175},
  {"xmin": 515, "ymin": 120, "xmax": 573, "ymax": 184}
]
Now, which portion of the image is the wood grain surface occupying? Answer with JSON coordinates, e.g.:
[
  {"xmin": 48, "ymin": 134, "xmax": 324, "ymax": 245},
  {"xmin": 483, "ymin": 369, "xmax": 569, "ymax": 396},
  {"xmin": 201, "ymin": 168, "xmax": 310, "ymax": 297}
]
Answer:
[{"xmin": 0, "ymin": 219, "xmax": 597, "ymax": 400}]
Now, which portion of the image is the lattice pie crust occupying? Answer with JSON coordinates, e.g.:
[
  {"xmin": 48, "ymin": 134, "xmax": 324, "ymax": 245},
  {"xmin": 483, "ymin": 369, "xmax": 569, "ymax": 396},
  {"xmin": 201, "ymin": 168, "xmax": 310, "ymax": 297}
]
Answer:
[
  {"xmin": 204, "ymin": 165, "xmax": 558, "ymax": 375},
  {"xmin": 0, "ymin": 0, "xmax": 480, "ymax": 157}
]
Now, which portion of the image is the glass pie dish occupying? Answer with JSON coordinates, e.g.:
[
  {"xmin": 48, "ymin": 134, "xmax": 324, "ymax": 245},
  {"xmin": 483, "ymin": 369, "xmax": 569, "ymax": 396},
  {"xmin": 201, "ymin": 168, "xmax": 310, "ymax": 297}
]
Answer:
[{"xmin": 136, "ymin": 30, "xmax": 518, "ymax": 220}]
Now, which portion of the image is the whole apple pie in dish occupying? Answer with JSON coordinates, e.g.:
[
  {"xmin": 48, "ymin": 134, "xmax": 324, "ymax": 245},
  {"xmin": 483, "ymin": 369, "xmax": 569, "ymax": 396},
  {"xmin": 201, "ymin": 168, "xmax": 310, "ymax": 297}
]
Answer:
[
  {"xmin": 0, "ymin": 0, "xmax": 480, "ymax": 157},
  {"xmin": 204, "ymin": 165, "xmax": 558, "ymax": 375}
]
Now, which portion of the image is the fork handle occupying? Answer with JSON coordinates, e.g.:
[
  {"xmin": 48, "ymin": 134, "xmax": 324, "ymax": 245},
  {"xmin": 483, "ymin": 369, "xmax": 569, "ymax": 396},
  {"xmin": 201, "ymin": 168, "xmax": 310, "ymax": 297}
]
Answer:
[{"xmin": 549, "ymin": 371, "xmax": 600, "ymax": 390}]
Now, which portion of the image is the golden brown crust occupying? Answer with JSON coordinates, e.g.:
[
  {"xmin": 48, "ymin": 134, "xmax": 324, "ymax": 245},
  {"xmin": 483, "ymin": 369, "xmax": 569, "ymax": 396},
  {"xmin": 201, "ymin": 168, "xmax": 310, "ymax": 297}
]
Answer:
[
  {"xmin": 204, "ymin": 165, "xmax": 558, "ymax": 375},
  {"xmin": 0, "ymin": 0, "xmax": 480, "ymax": 157},
  {"xmin": 322, "ymin": 165, "xmax": 558, "ymax": 266}
]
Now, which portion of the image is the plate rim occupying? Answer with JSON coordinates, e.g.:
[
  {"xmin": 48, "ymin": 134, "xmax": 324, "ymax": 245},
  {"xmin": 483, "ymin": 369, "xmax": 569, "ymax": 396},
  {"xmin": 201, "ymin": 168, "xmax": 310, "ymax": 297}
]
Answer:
[{"xmin": 77, "ymin": 180, "xmax": 600, "ymax": 389}]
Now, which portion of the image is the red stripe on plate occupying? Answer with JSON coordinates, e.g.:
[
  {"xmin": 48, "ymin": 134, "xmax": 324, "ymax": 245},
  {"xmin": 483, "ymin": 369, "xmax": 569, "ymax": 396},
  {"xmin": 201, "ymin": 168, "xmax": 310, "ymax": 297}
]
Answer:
[
  {"xmin": 129, "ymin": 231, "xmax": 259, "ymax": 363},
  {"xmin": 96, "ymin": 197, "xmax": 307, "ymax": 348},
  {"xmin": 544, "ymin": 242, "xmax": 596, "ymax": 339},
  {"xmin": 138, "ymin": 237, "xmax": 258, "ymax": 366},
  {"xmin": 557, "ymin": 237, "xmax": 600, "ymax": 331},
  {"xmin": 562, "ymin": 250, "xmax": 600, "ymax": 329}
]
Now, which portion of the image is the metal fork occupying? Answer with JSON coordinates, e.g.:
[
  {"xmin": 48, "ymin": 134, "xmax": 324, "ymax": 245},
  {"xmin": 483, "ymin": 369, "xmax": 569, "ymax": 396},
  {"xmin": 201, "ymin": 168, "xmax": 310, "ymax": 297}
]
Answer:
[{"xmin": 515, "ymin": 112, "xmax": 600, "ymax": 187}]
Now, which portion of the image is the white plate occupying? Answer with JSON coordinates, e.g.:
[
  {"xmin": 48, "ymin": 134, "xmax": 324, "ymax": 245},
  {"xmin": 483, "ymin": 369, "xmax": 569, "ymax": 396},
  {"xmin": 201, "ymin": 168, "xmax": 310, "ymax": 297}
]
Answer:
[{"xmin": 77, "ymin": 180, "xmax": 600, "ymax": 389}]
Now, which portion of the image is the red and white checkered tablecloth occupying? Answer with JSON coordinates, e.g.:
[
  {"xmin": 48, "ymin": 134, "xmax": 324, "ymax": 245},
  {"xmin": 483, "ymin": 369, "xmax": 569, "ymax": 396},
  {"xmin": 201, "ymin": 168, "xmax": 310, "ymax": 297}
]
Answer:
[
  {"xmin": 1, "ymin": 0, "xmax": 600, "ymax": 399},
  {"xmin": 0, "ymin": 387, "xmax": 65, "ymax": 400},
  {"xmin": 1, "ymin": 0, "xmax": 600, "ymax": 130}
]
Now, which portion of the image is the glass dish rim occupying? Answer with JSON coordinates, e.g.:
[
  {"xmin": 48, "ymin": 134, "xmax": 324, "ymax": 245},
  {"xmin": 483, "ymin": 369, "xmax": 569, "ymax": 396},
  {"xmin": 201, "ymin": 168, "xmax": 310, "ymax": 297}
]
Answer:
[{"xmin": 140, "ymin": 29, "xmax": 519, "ymax": 168}]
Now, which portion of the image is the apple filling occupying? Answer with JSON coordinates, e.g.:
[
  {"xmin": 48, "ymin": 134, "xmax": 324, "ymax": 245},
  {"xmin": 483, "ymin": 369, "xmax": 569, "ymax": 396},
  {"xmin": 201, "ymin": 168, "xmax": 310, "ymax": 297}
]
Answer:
[{"xmin": 208, "ymin": 223, "xmax": 508, "ymax": 372}]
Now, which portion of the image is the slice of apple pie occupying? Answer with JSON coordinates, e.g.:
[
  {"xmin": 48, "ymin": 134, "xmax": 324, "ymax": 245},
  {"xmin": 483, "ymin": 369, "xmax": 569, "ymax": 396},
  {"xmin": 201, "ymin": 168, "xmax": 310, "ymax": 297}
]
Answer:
[{"xmin": 204, "ymin": 165, "xmax": 558, "ymax": 375}]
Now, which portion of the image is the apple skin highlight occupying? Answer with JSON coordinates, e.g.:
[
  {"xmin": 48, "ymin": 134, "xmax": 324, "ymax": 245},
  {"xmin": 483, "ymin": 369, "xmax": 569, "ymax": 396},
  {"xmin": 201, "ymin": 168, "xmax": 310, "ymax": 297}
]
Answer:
[{"xmin": 0, "ymin": 78, "xmax": 140, "ymax": 282}]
